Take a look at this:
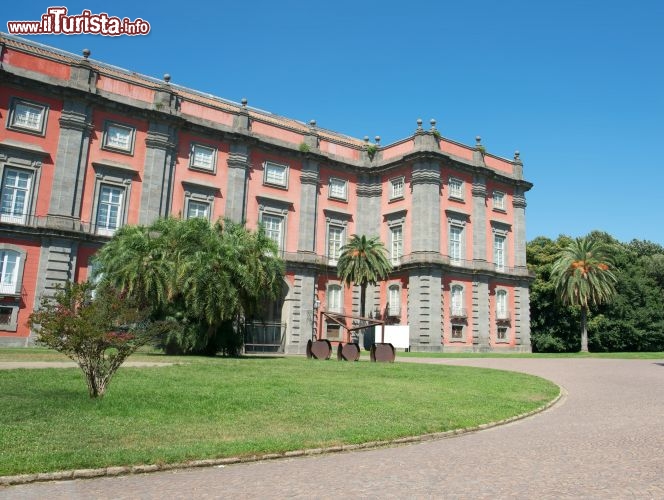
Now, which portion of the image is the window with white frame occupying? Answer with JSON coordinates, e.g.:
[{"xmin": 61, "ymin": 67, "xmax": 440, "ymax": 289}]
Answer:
[
  {"xmin": 449, "ymin": 177, "xmax": 464, "ymax": 200},
  {"xmin": 186, "ymin": 200, "xmax": 210, "ymax": 220},
  {"xmin": 261, "ymin": 213, "xmax": 284, "ymax": 251},
  {"xmin": 96, "ymin": 185, "xmax": 124, "ymax": 236},
  {"xmin": 328, "ymin": 178, "xmax": 347, "ymax": 200},
  {"xmin": 263, "ymin": 162, "xmax": 289, "ymax": 188},
  {"xmin": 327, "ymin": 225, "xmax": 344, "ymax": 263},
  {"xmin": 0, "ymin": 250, "xmax": 21, "ymax": 295},
  {"xmin": 391, "ymin": 225, "xmax": 403, "ymax": 265},
  {"xmin": 190, "ymin": 144, "xmax": 216, "ymax": 172},
  {"xmin": 390, "ymin": 176, "xmax": 405, "ymax": 200},
  {"xmin": 494, "ymin": 234, "xmax": 506, "ymax": 271},
  {"xmin": 451, "ymin": 284, "xmax": 465, "ymax": 317},
  {"xmin": 103, "ymin": 122, "xmax": 135, "ymax": 154},
  {"xmin": 449, "ymin": 225, "xmax": 463, "ymax": 264},
  {"xmin": 496, "ymin": 289, "xmax": 508, "ymax": 320},
  {"xmin": 493, "ymin": 190, "xmax": 506, "ymax": 211},
  {"xmin": 1, "ymin": 168, "xmax": 31, "ymax": 224},
  {"xmin": 388, "ymin": 284, "xmax": 400, "ymax": 317},
  {"xmin": 327, "ymin": 284, "xmax": 343, "ymax": 313},
  {"xmin": 8, "ymin": 98, "xmax": 48, "ymax": 135}
]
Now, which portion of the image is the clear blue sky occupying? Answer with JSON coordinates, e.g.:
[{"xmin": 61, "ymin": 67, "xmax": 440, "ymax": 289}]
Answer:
[{"xmin": 4, "ymin": 1, "xmax": 663, "ymax": 244}]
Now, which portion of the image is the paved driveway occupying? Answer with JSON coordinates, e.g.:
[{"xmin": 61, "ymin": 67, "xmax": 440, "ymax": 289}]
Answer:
[{"xmin": 3, "ymin": 358, "xmax": 663, "ymax": 499}]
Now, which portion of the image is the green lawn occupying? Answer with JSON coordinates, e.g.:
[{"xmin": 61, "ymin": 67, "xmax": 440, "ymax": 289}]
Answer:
[
  {"xmin": 400, "ymin": 351, "xmax": 664, "ymax": 359},
  {"xmin": 0, "ymin": 350, "xmax": 559, "ymax": 476}
]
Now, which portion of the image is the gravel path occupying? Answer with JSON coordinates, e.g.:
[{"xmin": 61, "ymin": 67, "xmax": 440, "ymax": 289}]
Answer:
[{"xmin": 2, "ymin": 358, "xmax": 663, "ymax": 499}]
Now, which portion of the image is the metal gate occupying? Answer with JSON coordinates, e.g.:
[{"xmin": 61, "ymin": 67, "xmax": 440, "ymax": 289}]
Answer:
[{"xmin": 244, "ymin": 322, "xmax": 286, "ymax": 353}]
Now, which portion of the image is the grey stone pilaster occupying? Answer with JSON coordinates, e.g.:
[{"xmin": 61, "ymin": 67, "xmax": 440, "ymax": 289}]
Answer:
[
  {"xmin": 472, "ymin": 276, "xmax": 490, "ymax": 351},
  {"xmin": 514, "ymin": 283, "xmax": 531, "ymax": 351},
  {"xmin": 225, "ymin": 142, "xmax": 250, "ymax": 223},
  {"xmin": 407, "ymin": 268, "xmax": 442, "ymax": 351},
  {"xmin": 286, "ymin": 268, "xmax": 316, "ymax": 354},
  {"xmin": 49, "ymin": 99, "xmax": 92, "ymax": 219},
  {"xmin": 472, "ymin": 175, "xmax": 487, "ymax": 261},
  {"xmin": 512, "ymin": 151, "xmax": 523, "ymax": 179},
  {"xmin": 139, "ymin": 121, "xmax": 177, "ymax": 224},
  {"xmin": 513, "ymin": 188, "xmax": 527, "ymax": 268},
  {"xmin": 233, "ymin": 99, "xmax": 251, "ymax": 131},
  {"xmin": 297, "ymin": 159, "xmax": 319, "ymax": 252},
  {"xmin": 355, "ymin": 174, "xmax": 381, "ymax": 237},
  {"xmin": 411, "ymin": 160, "xmax": 441, "ymax": 253}
]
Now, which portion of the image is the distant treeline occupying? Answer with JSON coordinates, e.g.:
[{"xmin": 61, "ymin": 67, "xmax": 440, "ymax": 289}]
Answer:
[{"xmin": 528, "ymin": 232, "xmax": 664, "ymax": 352}]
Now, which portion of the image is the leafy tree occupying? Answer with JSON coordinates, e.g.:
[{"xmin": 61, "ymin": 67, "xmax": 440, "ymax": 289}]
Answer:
[
  {"xmin": 95, "ymin": 217, "xmax": 285, "ymax": 356},
  {"xmin": 337, "ymin": 234, "xmax": 392, "ymax": 322},
  {"xmin": 28, "ymin": 282, "xmax": 159, "ymax": 398},
  {"xmin": 550, "ymin": 236, "xmax": 618, "ymax": 352}
]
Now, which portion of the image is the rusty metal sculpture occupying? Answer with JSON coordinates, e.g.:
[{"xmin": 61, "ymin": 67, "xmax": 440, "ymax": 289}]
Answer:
[{"xmin": 306, "ymin": 339, "xmax": 332, "ymax": 360}]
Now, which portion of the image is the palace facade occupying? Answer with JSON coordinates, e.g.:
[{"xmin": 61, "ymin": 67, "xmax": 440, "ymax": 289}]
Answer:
[{"xmin": 0, "ymin": 34, "xmax": 533, "ymax": 351}]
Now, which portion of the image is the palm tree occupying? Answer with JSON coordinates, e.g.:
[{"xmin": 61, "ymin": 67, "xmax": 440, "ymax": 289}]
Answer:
[
  {"xmin": 551, "ymin": 236, "xmax": 618, "ymax": 352},
  {"xmin": 337, "ymin": 234, "xmax": 392, "ymax": 324}
]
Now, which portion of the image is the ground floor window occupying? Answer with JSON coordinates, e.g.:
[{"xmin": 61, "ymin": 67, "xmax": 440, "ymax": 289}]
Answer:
[
  {"xmin": 451, "ymin": 324, "xmax": 464, "ymax": 340},
  {"xmin": 497, "ymin": 326, "xmax": 509, "ymax": 342}
]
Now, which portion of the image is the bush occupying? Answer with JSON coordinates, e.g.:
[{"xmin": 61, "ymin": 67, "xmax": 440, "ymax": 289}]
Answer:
[
  {"xmin": 29, "ymin": 282, "xmax": 160, "ymax": 398},
  {"xmin": 531, "ymin": 332, "xmax": 568, "ymax": 353}
]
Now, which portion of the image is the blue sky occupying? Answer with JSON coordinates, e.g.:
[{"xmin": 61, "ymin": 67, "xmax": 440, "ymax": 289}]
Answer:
[{"xmin": 4, "ymin": 1, "xmax": 663, "ymax": 244}]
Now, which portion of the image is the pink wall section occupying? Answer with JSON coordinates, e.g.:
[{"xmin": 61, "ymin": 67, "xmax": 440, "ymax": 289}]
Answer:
[
  {"xmin": 81, "ymin": 110, "xmax": 148, "ymax": 225},
  {"xmin": 171, "ymin": 132, "xmax": 228, "ymax": 221},
  {"xmin": 96, "ymin": 76, "xmax": 154, "ymax": 103},
  {"xmin": 250, "ymin": 121, "xmax": 304, "ymax": 146},
  {"xmin": 0, "ymin": 240, "xmax": 41, "ymax": 339},
  {"xmin": 4, "ymin": 50, "xmax": 71, "ymax": 80},
  {"xmin": 244, "ymin": 150, "xmax": 301, "ymax": 254},
  {"xmin": 318, "ymin": 141, "xmax": 361, "ymax": 161},
  {"xmin": 180, "ymin": 101, "xmax": 234, "ymax": 127}
]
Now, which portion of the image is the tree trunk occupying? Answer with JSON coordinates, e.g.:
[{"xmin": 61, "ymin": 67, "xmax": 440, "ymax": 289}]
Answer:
[{"xmin": 580, "ymin": 306, "xmax": 589, "ymax": 353}]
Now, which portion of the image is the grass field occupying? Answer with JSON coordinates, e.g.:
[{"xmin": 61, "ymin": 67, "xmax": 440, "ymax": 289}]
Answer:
[{"xmin": 0, "ymin": 350, "xmax": 559, "ymax": 476}]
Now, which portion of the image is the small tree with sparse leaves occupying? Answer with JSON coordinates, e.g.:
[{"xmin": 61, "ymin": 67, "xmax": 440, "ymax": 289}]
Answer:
[{"xmin": 29, "ymin": 281, "xmax": 160, "ymax": 398}]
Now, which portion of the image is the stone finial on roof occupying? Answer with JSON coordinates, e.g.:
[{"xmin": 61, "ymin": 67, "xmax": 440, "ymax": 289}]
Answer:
[
  {"xmin": 241, "ymin": 98, "xmax": 248, "ymax": 108},
  {"xmin": 416, "ymin": 118, "xmax": 423, "ymax": 130},
  {"xmin": 163, "ymin": 73, "xmax": 171, "ymax": 84},
  {"xmin": 514, "ymin": 150, "xmax": 521, "ymax": 162},
  {"xmin": 364, "ymin": 136, "xmax": 370, "ymax": 143},
  {"xmin": 375, "ymin": 136, "xmax": 381, "ymax": 144},
  {"xmin": 430, "ymin": 118, "xmax": 437, "ymax": 130},
  {"xmin": 309, "ymin": 119, "xmax": 317, "ymax": 129},
  {"xmin": 82, "ymin": 48, "xmax": 91, "ymax": 59},
  {"xmin": 476, "ymin": 135, "xmax": 482, "ymax": 146}
]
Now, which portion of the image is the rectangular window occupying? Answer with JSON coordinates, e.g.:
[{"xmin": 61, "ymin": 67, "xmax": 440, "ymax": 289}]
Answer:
[
  {"xmin": 451, "ymin": 324, "xmax": 464, "ymax": 340},
  {"xmin": 1, "ymin": 168, "xmax": 31, "ymax": 224},
  {"xmin": 186, "ymin": 200, "xmax": 210, "ymax": 220},
  {"xmin": 96, "ymin": 185, "xmax": 124, "ymax": 236},
  {"xmin": 9, "ymin": 99, "xmax": 47, "ymax": 134},
  {"xmin": 0, "ymin": 306, "xmax": 12, "ymax": 326},
  {"xmin": 0, "ymin": 251, "xmax": 20, "ymax": 294},
  {"xmin": 264, "ymin": 162, "xmax": 288, "ymax": 188},
  {"xmin": 497, "ymin": 326, "xmax": 508, "ymax": 341},
  {"xmin": 190, "ymin": 144, "xmax": 216, "ymax": 171},
  {"xmin": 103, "ymin": 122, "xmax": 135, "ymax": 153},
  {"xmin": 449, "ymin": 178, "xmax": 464, "ymax": 200},
  {"xmin": 451, "ymin": 286, "xmax": 465, "ymax": 317},
  {"xmin": 390, "ymin": 177, "xmax": 405, "ymax": 200},
  {"xmin": 327, "ymin": 285, "xmax": 342, "ymax": 313},
  {"xmin": 496, "ymin": 290, "xmax": 508, "ymax": 320},
  {"xmin": 493, "ymin": 191, "xmax": 506, "ymax": 211},
  {"xmin": 329, "ymin": 178, "xmax": 347, "ymax": 200},
  {"xmin": 327, "ymin": 225, "xmax": 344, "ymax": 263},
  {"xmin": 494, "ymin": 234, "xmax": 506, "ymax": 271},
  {"xmin": 262, "ymin": 214, "xmax": 283, "ymax": 251},
  {"xmin": 391, "ymin": 225, "xmax": 403, "ymax": 265},
  {"xmin": 449, "ymin": 225, "xmax": 463, "ymax": 264},
  {"xmin": 388, "ymin": 285, "xmax": 400, "ymax": 317}
]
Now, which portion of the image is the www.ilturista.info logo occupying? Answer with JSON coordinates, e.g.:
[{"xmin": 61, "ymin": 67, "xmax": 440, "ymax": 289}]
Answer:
[{"xmin": 6, "ymin": 7, "xmax": 151, "ymax": 36}]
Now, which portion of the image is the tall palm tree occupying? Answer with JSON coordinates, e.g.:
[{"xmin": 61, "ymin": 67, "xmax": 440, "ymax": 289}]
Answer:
[
  {"xmin": 337, "ymin": 234, "xmax": 392, "ymax": 321},
  {"xmin": 551, "ymin": 236, "xmax": 618, "ymax": 352}
]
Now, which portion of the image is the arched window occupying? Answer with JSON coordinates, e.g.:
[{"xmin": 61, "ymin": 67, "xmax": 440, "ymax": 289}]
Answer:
[
  {"xmin": 327, "ymin": 284, "xmax": 342, "ymax": 313},
  {"xmin": 0, "ymin": 248, "xmax": 22, "ymax": 295},
  {"xmin": 496, "ymin": 289, "xmax": 508, "ymax": 320},
  {"xmin": 450, "ymin": 285, "xmax": 464, "ymax": 318},
  {"xmin": 388, "ymin": 284, "xmax": 400, "ymax": 317}
]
